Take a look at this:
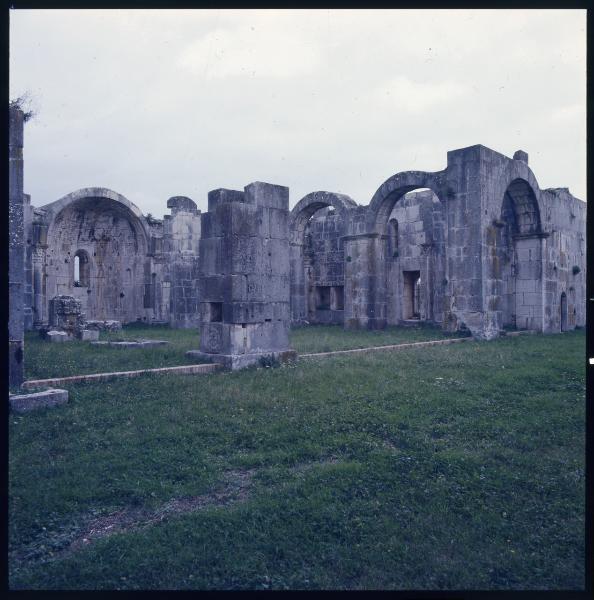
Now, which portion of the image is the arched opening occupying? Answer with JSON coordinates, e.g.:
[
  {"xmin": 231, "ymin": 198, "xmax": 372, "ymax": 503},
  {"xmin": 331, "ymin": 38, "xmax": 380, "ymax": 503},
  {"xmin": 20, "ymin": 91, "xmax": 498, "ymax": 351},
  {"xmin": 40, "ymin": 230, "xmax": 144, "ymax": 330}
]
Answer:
[
  {"xmin": 492, "ymin": 178, "xmax": 543, "ymax": 332},
  {"xmin": 378, "ymin": 188, "xmax": 446, "ymax": 326},
  {"xmin": 73, "ymin": 250, "xmax": 90, "ymax": 287},
  {"xmin": 289, "ymin": 192, "xmax": 356, "ymax": 325},
  {"xmin": 45, "ymin": 192, "xmax": 149, "ymax": 323},
  {"xmin": 560, "ymin": 292, "xmax": 568, "ymax": 332}
]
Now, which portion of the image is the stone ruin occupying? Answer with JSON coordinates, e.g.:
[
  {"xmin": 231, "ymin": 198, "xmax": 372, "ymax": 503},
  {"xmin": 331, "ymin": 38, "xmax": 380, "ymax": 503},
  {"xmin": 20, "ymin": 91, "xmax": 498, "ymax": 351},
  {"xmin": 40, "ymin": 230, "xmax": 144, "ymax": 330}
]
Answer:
[
  {"xmin": 186, "ymin": 182, "xmax": 296, "ymax": 369},
  {"xmin": 9, "ymin": 101, "xmax": 587, "ymax": 376}
]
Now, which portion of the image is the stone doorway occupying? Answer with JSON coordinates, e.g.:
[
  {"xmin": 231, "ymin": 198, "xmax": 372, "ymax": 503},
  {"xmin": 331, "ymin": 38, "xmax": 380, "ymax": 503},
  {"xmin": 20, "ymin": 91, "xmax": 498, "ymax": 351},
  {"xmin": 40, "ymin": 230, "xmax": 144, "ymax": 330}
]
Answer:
[
  {"xmin": 403, "ymin": 270, "xmax": 421, "ymax": 320},
  {"xmin": 560, "ymin": 292, "xmax": 568, "ymax": 332}
]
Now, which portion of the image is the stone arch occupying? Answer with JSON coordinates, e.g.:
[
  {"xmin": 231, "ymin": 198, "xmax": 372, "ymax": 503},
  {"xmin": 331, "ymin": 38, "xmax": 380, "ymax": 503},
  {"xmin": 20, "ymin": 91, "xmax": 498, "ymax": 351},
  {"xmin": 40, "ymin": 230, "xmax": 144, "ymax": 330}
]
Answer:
[
  {"xmin": 493, "ymin": 160, "xmax": 544, "ymax": 231},
  {"xmin": 367, "ymin": 170, "xmax": 448, "ymax": 235},
  {"xmin": 492, "ymin": 176, "xmax": 544, "ymax": 332},
  {"xmin": 43, "ymin": 187, "xmax": 151, "ymax": 249},
  {"xmin": 289, "ymin": 191, "xmax": 357, "ymax": 324},
  {"xmin": 289, "ymin": 191, "xmax": 357, "ymax": 244},
  {"xmin": 501, "ymin": 178, "xmax": 542, "ymax": 236},
  {"xmin": 365, "ymin": 172, "xmax": 449, "ymax": 328},
  {"xmin": 41, "ymin": 188, "xmax": 151, "ymax": 323}
]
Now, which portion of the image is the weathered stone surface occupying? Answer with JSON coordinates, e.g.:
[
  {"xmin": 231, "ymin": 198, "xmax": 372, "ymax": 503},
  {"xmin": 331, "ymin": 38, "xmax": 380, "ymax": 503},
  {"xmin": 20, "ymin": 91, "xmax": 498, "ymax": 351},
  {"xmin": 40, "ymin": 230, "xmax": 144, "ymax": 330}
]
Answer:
[
  {"xmin": 46, "ymin": 330, "xmax": 69, "ymax": 343},
  {"xmin": 192, "ymin": 181, "xmax": 294, "ymax": 369},
  {"xmin": 21, "ymin": 363, "xmax": 221, "ymax": 389},
  {"xmin": 186, "ymin": 349, "xmax": 297, "ymax": 371},
  {"xmin": 48, "ymin": 295, "xmax": 85, "ymax": 335},
  {"xmin": 84, "ymin": 319, "xmax": 123, "ymax": 331},
  {"xmin": 9, "ymin": 388, "xmax": 69, "ymax": 412},
  {"xmin": 9, "ymin": 106, "xmax": 25, "ymax": 387},
  {"xmin": 77, "ymin": 329, "xmax": 100, "ymax": 341},
  {"xmin": 17, "ymin": 143, "xmax": 585, "ymax": 344},
  {"xmin": 91, "ymin": 339, "xmax": 169, "ymax": 348}
]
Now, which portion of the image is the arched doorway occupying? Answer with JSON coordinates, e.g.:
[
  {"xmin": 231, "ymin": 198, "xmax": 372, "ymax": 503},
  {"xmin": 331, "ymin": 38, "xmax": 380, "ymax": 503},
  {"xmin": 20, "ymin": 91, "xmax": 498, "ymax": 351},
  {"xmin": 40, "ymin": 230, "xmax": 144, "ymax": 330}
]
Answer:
[
  {"xmin": 384, "ymin": 189, "xmax": 446, "ymax": 325},
  {"xmin": 289, "ymin": 192, "xmax": 357, "ymax": 325},
  {"xmin": 491, "ymin": 178, "xmax": 543, "ymax": 331},
  {"xmin": 366, "ymin": 170, "xmax": 448, "ymax": 329}
]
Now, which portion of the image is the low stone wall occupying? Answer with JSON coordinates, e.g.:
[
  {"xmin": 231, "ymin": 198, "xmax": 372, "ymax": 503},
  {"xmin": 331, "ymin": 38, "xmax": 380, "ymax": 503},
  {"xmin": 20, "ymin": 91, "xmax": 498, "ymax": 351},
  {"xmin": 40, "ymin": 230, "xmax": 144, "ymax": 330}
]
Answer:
[
  {"xmin": 21, "ymin": 362, "xmax": 221, "ymax": 389},
  {"xmin": 9, "ymin": 388, "xmax": 69, "ymax": 413},
  {"xmin": 299, "ymin": 336, "xmax": 474, "ymax": 358},
  {"xmin": 91, "ymin": 339, "xmax": 169, "ymax": 348}
]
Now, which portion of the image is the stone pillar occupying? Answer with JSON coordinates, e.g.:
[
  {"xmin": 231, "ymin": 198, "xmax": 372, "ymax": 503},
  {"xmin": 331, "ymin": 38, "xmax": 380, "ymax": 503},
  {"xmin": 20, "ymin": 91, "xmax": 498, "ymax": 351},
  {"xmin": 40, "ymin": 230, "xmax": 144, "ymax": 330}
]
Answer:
[
  {"xmin": 343, "ymin": 233, "xmax": 387, "ymax": 329},
  {"xmin": 190, "ymin": 182, "xmax": 296, "ymax": 370},
  {"xmin": 444, "ymin": 146, "xmax": 491, "ymax": 338},
  {"xmin": 9, "ymin": 106, "xmax": 25, "ymax": 387},
  {"xmin": 289, "ymin": 241, "xmax": 307, "ymax": 323},
  {"xmin": 32, "ymin": 224, "xmax": 48, "ymax": 327}
]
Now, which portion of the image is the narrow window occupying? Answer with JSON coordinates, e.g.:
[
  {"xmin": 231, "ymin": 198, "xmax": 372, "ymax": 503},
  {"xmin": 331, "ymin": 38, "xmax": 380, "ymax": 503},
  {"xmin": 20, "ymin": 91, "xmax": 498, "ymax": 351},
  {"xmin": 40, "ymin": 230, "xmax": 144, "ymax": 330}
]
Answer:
[
  {"xmin": 74, "ymin": 250, "xmax": 90, "ymax": 287},
  {"xmin": 74, "ymin": 255, "xmax": 80, "ymax": 284}
]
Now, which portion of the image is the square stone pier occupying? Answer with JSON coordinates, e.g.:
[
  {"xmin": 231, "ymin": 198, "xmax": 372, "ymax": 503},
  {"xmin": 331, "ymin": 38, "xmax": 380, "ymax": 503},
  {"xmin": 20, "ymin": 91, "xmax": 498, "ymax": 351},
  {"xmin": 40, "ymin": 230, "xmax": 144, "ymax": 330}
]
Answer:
[{"xmin": 187, "ymin": 182, "xmax": 297, "ymax": 370}]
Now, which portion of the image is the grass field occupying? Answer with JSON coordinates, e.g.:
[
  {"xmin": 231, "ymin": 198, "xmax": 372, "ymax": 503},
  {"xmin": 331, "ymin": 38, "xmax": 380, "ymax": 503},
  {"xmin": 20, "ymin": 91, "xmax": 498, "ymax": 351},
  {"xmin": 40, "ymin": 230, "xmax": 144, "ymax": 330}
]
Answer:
[
  {"xmin": 24, "ymin": 324, "xmax": 202, "ymax": 380},
  {"xmin": 9, "ymin": 330, "xmax": 585, "ymax": 590},
  {"xmin": 290, "ymin": 322, "xmax": 468, "ymax": 354},
  {"xmin": 24, "ymin": 323, "xmax": 465, "ymax": 380}
]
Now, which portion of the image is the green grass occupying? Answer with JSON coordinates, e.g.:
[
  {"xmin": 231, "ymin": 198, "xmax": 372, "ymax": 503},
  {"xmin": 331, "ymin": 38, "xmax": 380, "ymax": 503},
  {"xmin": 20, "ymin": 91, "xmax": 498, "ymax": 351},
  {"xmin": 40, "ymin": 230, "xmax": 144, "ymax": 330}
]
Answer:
[
  {"xmin": 25, "ymin": 322, "xmax": 464, "ymax": 380},
  {"xmin": 9, "ymin": 330, "xmax": 585, "ymax": 590},
  {"xmin": 290, "ymin": 323, "xmax": 468, "ymax": 354},
  {"xmin": 24, "ymin": 324, "xmax": 203, "ymax": 379}
]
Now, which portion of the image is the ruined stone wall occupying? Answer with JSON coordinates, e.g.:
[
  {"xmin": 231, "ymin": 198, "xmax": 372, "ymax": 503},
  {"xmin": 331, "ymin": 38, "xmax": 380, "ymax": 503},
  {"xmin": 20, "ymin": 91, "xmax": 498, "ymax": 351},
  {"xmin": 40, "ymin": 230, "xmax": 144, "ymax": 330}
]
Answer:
[
  {"xmin": 23, "ymin": 193, "xmax": 34, "ymax": 330},
  {"xmin": 540, "ymin": 188, "xmax": 586, "ymax": 331},
  {"xmin": 303, "ymin": 208, "xmax": 345, "ymax": 324},
  {"xmin": 9, "ymin": 106, "xmax": 25, "ymax": 386},
  {"xmin": 18, "ymin": 143, "xmax": 584, "ymax": 342},
  {"xmin": 478, "ymin": 146, "xmax": 586, "ymax": 336},
  {"xmin": 161, "ymin": 196, "xmax": 201, "ymax": 329},
  {"xmin": 43, "ymin": 199, "xmax": 149, "ymax": 323},
  {"xmin": 385, "ymin": 190, "xmax": 446, "ymax": 325}
]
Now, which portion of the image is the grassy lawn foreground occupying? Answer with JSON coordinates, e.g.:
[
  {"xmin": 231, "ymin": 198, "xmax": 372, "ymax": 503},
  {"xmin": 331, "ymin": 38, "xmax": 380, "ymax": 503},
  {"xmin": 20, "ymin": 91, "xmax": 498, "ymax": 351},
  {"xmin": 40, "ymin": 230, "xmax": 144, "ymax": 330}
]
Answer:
[
  {"xmin": 9, "ymin": 331, "xmax": 585, "ymax": 590},
  {"xmin": 24, "ymin": 323, "xmax": 466, "ymax": 380}
]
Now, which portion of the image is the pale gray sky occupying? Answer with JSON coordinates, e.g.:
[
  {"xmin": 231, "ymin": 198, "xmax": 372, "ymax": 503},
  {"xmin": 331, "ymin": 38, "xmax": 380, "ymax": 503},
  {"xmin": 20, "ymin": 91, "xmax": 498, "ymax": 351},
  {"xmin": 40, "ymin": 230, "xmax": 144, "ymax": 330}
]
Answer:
[{"xmin": 10, "ymin": 8, "xmax": 586, "ymax": 216}]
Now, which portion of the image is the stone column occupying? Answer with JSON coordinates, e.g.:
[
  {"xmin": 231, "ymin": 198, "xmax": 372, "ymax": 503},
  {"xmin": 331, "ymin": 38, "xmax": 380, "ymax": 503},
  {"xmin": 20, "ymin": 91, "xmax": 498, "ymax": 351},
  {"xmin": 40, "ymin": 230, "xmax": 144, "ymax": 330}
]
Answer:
[
  {"xmin": 32, "ymin": 224, "xmax": 48, "ymax": 327},
  {"xmin": 189, "ymin": 182, "xmax": 296, "ymax": 370},
  {"xmin": 289, "ymin": 240, "xmax": 306, "ymax": 323},
  {"xmin": 9, "ymin": 106, "xmax": 25, "ymax": 387}
]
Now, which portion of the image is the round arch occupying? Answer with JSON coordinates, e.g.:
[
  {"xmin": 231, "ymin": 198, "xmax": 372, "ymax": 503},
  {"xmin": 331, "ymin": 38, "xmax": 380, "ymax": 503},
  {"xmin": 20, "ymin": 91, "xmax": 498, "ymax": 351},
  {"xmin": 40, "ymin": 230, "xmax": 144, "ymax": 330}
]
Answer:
[
  {"xmin": 289, "ymin": 191, "xmax": 357, "ymax": 245},
  {"xmin": 42, "ymin": 187, "xmax": 151, "ymax": 250},
  {"xmin": 289, "ymin": 191, "xmax": 357, "ymax": 325},
  {"xmin": 41, "ymin": 188, "xmax": 152, "ymax": 323},
  {"xmin": 367, "ymin": 170, "xmax": 449, "ymax": 235},
  {"xmin": 500, "ymin": 178, "xmax": 542, "ymax": 236}
]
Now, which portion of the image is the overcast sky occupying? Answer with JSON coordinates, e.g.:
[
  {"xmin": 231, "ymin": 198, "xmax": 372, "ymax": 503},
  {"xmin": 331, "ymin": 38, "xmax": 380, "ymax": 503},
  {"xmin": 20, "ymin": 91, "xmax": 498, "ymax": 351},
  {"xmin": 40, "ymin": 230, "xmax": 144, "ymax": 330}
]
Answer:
[{"xmin": 10, "ymin": 9, "xmax": 586, "ymax": 216}]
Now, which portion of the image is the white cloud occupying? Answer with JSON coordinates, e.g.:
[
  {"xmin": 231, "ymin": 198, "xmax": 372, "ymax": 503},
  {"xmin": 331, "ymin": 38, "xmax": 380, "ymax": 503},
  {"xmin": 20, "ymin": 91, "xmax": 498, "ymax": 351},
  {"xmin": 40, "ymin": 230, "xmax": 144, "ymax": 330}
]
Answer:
[
  {"xmin": 9, "ymin": 9, "xmax": 587, "ymax": 212},
  {"xmin": 550, "ymin": 103, "xmax": 585, "ymax": 122},
  {"xmin": 369, "ymin": 77, "xmax": 471, "ymax": 113},
  {"xmin": 177, "ymin": 24, "xmax": 321, "ymax": 79}
]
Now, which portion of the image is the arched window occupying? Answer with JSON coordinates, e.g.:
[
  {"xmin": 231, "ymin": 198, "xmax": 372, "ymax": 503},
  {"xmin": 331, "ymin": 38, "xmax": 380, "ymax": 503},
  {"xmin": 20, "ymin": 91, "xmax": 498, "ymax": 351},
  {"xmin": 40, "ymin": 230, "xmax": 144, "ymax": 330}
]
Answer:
[
  {"xmin": 388, "ymin": 218, "xmax": 399, "ymax": 258},
  {"xmin": 74, "ymin": 250, "xmax": 90, "ymax": 287}
]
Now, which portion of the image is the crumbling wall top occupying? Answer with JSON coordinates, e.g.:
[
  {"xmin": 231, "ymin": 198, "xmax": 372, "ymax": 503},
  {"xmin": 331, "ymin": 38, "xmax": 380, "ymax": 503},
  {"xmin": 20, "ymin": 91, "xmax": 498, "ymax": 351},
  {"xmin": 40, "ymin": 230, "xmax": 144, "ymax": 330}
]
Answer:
[{"xmin": 167, "ymin": 196, "xmax": 199, "ymax": 214}]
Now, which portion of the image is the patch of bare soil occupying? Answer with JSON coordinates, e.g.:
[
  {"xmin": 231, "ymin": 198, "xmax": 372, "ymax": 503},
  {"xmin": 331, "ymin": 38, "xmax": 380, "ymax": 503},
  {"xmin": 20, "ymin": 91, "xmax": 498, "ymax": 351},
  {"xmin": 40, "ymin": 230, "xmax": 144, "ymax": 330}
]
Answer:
[{"xmin": 11, "ymin": 468, "xmax": 256, "ymax": 570}]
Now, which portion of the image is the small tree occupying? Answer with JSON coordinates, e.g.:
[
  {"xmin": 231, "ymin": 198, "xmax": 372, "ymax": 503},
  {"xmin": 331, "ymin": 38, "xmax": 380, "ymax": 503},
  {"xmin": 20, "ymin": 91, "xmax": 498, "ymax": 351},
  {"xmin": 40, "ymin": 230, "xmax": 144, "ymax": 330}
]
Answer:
[{"xmin": 9, "ymin": 91, "xmax": 37, "ymax": 122}]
